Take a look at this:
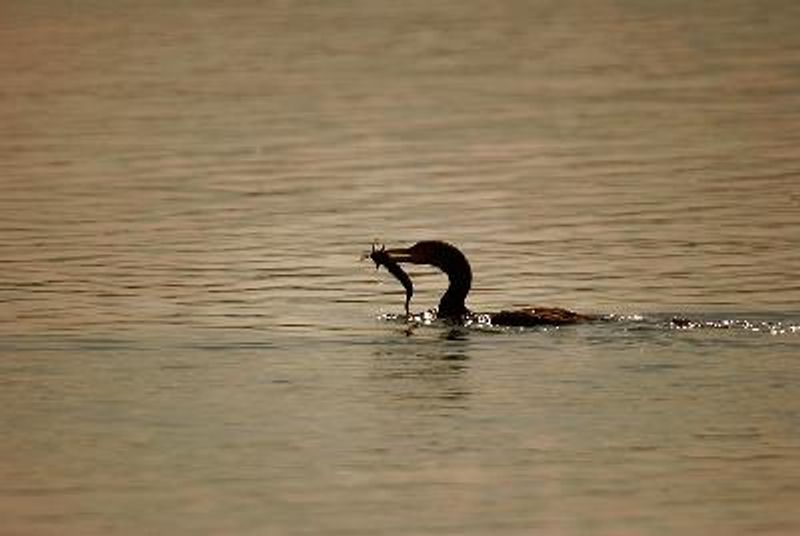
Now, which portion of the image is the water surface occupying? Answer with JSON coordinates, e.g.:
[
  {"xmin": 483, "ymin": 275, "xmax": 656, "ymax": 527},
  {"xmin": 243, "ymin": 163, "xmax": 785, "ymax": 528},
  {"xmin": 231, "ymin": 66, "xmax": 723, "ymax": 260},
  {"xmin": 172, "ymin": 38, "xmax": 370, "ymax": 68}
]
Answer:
[{"xmin": 2, "ymin": 1, "xmax": 800, "ymax": 534}]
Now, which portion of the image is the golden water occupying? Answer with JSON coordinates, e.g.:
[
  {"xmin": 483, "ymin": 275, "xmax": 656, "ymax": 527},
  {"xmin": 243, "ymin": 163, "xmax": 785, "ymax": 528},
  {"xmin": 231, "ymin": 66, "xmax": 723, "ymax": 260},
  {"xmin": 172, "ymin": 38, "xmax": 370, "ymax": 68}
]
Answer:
[{"xmin": 2, "ymin": 1, "xmax": 799, "ymax": 534}]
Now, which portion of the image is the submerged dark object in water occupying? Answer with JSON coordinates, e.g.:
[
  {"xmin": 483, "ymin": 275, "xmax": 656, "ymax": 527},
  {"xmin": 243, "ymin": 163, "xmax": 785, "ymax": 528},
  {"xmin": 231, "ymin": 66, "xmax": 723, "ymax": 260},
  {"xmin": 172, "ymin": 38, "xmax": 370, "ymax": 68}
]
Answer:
[
  {"xmin": 369, "ymin": 243, "xmax": 413, "ymax": 316},
  {"xmin": 371, "ymin": 240, "xmax": 595, "ymax": 326}
]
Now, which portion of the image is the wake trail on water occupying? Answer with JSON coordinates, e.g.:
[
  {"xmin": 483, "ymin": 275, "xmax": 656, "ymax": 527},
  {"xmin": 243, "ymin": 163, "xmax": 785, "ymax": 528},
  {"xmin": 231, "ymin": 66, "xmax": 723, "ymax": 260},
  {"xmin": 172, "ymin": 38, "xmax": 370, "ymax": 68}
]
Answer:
[{"xmin": 378, "ymin": 311, "xmax": 800, "ymax": 336}]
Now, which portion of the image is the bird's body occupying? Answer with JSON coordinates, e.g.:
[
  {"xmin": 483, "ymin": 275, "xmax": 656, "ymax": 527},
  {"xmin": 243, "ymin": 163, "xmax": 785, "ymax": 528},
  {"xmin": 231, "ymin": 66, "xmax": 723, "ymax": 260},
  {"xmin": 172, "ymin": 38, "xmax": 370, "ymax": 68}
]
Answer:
[
  {"xmin": 370, "ymin": 240, "xmax": 595, "ymax": 327},
  {"xmin": 489, "ymin": 307, "xmax": 594, "ymax": 327}
]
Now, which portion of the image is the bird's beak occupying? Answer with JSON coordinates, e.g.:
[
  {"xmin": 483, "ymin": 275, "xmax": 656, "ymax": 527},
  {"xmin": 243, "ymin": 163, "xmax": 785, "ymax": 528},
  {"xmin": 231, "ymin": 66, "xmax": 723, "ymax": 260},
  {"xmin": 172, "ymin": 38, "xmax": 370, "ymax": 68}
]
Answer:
[{"xmin": 382, "ymin": 246, "xmax": 423, "ymax": 264}]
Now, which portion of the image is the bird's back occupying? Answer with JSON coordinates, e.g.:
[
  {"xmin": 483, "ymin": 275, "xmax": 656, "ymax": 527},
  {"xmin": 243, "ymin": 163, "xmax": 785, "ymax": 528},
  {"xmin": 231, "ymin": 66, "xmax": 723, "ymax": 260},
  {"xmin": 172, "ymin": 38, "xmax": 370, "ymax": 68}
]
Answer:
[{"xmin": 490, "ymin": 307, "xmax": 595, "ymax": 327}]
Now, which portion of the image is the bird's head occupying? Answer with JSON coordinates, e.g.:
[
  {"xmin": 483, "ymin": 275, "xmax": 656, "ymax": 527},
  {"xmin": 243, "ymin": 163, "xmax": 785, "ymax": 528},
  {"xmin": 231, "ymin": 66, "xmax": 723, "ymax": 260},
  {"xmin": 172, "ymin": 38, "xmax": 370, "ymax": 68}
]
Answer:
[
  {"xmin": 383, "ymin": 240, "xmax": 472, "ymax": 282},
  {"xmin": 383, "ymin": 241, "xmax": 458, "ymax": 268}
]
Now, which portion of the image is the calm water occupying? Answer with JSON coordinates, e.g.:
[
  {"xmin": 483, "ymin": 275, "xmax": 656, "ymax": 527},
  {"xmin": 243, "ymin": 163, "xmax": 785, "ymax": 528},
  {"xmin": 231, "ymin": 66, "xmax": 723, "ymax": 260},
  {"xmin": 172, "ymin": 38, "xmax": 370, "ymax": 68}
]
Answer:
[{"xmin": 2, "ymin": 1, "xmax": 800, "ymax": 534}]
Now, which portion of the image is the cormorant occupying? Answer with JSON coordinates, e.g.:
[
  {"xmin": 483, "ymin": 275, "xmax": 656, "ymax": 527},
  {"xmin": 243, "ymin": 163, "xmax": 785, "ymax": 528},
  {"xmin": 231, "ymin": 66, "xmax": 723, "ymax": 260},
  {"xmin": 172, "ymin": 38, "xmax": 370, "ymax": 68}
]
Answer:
[{"xmin": 371, "ymin": 240, "xmax": 595, "ymax": 327}]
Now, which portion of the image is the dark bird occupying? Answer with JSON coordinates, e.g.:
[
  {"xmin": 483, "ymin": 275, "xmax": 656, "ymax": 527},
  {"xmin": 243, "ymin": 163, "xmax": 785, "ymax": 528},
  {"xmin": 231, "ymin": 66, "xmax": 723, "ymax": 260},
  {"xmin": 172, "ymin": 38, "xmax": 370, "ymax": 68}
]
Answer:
[{"xmin": 372, "ymin": 240, "xmax": 595, "ymax": 327}]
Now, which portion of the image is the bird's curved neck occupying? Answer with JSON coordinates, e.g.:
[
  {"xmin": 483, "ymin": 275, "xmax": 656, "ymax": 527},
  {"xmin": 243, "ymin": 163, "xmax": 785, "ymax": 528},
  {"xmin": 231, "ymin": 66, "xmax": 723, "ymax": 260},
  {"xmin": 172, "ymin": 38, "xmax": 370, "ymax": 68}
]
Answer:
[{"xmin": 438, "ymin": 260, "xmax": 472, "ymax": 319}]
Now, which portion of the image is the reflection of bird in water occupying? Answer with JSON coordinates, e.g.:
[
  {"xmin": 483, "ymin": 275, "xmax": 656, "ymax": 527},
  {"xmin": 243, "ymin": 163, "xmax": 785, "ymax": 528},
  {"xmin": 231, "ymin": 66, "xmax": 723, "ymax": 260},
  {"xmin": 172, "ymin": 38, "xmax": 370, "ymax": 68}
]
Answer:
[{"xmin": 371, "ymin": 240, "xmax": 595, "ymax": 327}]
